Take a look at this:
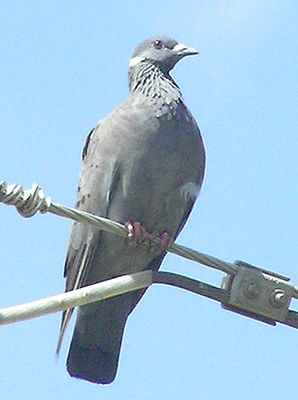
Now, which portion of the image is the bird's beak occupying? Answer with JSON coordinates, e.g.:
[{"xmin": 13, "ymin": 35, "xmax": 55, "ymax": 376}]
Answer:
[{"xmin": 172, "ymin": 43, "xmax": 198, "ymax": 57}]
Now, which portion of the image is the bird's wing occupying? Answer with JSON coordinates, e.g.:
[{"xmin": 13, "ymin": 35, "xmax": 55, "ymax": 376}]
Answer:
[
  {"xmin": 130, "ymin": 164, "xmax": 204, "ymax": 312},
  {"xmin": 57, "ymin": 121, "xmax": 121, "ymax": 353}
]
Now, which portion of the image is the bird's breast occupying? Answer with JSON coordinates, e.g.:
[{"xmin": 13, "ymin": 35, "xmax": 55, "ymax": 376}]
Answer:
[{"xmin": 99, "ymin": 107, "xmax": 205, "ymax": 234}]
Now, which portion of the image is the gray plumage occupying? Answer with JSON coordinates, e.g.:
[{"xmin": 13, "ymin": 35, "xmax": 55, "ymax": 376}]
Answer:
[{"xmin": 59, "ymin": 35, "xmax": 206, "ymax": 384}]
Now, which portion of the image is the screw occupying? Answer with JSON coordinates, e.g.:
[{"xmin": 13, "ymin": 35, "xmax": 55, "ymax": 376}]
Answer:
[{"xmin": 270, "ymin": 289, "xmax": 288, "ymax": 308}]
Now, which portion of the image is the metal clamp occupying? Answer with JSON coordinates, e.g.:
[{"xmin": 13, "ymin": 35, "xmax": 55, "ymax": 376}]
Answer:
[{"xmin": 221, "ymin": 261, "xmax": 295, "ymax": 324}]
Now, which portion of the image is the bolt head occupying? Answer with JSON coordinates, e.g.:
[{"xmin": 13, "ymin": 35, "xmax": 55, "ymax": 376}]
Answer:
[
  {"xmin": 243, "ymin": 281, "xmax": 262, "ymax": 299},
  {"xmin": 270, "ymin": 288, "xmax": 288, "ymax": 308}
]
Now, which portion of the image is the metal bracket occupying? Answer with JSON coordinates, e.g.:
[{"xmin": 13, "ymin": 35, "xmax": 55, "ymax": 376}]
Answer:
[{"xmin": 221, "ymin": 261, "xmax": 295, "ymax": 324}]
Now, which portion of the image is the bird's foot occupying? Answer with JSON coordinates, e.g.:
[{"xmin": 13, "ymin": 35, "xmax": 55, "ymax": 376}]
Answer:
[
  {"xmin": 148, "ymin": 231, "xmax": 173, "ymax": 253},
  {"xmin": 159, "ymin": 232, "xmax": 173, "ymax": 252},
  {"xmin": 125, "ymin": 221, "xmax": 173, "ymax": 253},
  {"xmin": 125, "ymin": 221, "xmax": 146, "ymax": 246}
]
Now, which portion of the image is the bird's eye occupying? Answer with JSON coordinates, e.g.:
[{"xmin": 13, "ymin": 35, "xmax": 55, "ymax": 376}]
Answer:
[{"xmin": 153, "ymin": 39, "xmax": 163, "ymax": 50}]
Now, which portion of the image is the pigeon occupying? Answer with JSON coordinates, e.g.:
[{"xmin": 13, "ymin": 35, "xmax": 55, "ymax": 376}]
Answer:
[{"xmin": 58, "ymin": 35, "xmax": 206, "ymax": 385}]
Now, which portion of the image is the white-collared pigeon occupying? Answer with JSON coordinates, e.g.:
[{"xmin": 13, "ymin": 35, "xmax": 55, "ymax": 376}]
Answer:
[{"xmin": 58, "ymin": 35, "xmax": 206, "ymax": 384}]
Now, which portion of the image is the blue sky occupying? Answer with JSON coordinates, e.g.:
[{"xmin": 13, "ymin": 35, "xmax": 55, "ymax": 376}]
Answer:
[{"xmin": 0, "ymin": 1, "xmax": 298, "ymax": 399}]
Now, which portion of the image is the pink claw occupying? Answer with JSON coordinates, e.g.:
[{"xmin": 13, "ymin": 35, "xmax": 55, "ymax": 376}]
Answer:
[
  {"xmin": 159, "ymin": 232, "xmax": 173, "ymax": 252},
  {"xmin": 146, "ymin": 230, "xmax": 173, "ymax": 254},
  {"xmin": 125, "ymin": 221, "xmax": 143, "ymax": 244}
]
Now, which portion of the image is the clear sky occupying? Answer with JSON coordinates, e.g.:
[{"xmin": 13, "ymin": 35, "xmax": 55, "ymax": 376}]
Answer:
[{"xmin": 0, "ymin": 1, "xmax": 298, "ymax": 399}]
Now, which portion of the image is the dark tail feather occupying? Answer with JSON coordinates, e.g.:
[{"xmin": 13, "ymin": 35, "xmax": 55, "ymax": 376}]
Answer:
[
  {"xmin": 66, "ymin": 332, "xmax": 122, "ymax": 384},
  {"xmin": 66, "ymin": 296, "xmax": 129, "ymax": 384}
]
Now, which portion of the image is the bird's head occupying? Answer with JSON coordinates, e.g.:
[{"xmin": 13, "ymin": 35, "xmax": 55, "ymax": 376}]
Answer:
[{"xmin": 129, "ymin": 36, "xmax": 198, "ymax": 74}]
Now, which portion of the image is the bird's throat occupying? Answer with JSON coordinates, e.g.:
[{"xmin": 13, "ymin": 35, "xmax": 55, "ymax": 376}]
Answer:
[{"xmin": 129, "ymin": 63, "xmax": 183, "ymax": 117}]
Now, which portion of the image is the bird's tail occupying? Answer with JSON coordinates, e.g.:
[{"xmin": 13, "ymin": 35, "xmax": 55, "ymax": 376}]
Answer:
[
  {"xmin": 66, "ymin": 295, "xmax": 132, "ymax": 384},
  {"xmin": 66, "ymin": 324, "xmax": 125, "ymax": 384}
]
